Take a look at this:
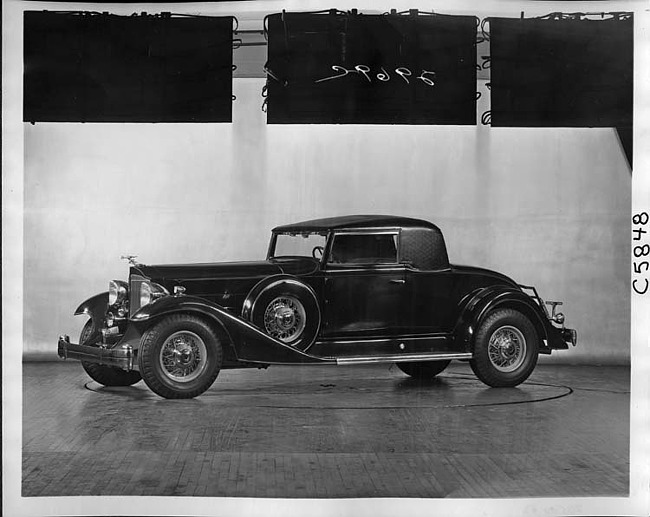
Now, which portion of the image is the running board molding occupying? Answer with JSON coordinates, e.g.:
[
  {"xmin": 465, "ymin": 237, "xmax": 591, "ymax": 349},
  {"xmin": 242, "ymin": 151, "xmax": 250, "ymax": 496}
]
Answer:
[{"xmin": 335, "ymin": 352, "xmax": 472, "ymax": 366}]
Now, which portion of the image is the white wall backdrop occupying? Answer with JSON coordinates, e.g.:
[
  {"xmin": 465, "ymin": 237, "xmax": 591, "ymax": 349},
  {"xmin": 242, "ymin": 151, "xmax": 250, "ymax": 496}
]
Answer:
[{"xmin": 24, "ymin": 78, "xmax": 631, "ymax": 363}]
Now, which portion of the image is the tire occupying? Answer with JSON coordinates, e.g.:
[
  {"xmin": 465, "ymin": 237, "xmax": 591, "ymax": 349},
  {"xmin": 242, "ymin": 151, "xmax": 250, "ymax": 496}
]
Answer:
[
  {"xmin": 397, "ymin": 360, "xmax": 450, "ymax": 379},
  {"xmin": 138, "ymin": 314, "xmax": 222, "ymax": 399},
  {"xmin": 80, "ymin": 320, "xmax": 142, "ymax": 387},
  {"xmin": 470, "ymin": 308, "xmax": 539, "ymax": 387},
  {"xmin": 247, "ymin": 279, "xmax": 320, "ymax": 351}
]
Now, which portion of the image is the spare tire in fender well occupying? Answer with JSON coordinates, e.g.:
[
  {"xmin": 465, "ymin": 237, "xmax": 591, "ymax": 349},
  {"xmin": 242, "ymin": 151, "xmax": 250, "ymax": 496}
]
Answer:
[{"xmin": 242, "ymin": 275, "xmax": 321, "ymax": 352}]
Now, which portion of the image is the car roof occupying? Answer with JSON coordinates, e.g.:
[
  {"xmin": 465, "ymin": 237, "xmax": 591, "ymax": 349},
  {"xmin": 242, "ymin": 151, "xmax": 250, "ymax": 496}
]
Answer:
[{"xmin": 272, "ymin": 215, "xmax": 442, "ymax": 233}]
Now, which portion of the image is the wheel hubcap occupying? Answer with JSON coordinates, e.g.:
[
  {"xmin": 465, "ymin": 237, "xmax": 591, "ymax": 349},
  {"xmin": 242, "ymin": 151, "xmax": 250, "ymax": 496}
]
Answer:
[
  {"xmin": 160, "ymin": 331, "xmax": 207, "ymax": 382},
  {"xmin": 488, "ymin": 325, "xmax": 526, "ymax": 373},
  {"xmin": 263, "ymin": 296, "xmax": 306, "ymax": 344}
]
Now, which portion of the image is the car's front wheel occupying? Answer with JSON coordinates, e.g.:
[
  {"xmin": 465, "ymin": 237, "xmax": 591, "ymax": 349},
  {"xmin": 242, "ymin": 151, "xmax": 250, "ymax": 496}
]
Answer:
[
  {"xmin": 470, "ymin": 308, "xmax": 538, "ymax": 387},
  {"xmin": 396, "ymin": 360, "xmax": 450, "ymax": 379},
  {"xmin": 138, "ymin": 314, "xmax": 223, "ymax": 399},
  {"xmin": 80, "ymin": 320, "xmax": 142, "ymax": 387}
]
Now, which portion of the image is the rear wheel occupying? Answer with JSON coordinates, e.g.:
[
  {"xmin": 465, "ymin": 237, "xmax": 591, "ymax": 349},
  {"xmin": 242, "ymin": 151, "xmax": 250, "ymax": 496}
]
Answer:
[
  {"xmin": 138, "ymin": 314, "xmax": 222, "ymax": 399},
  {"xmin": 397, "ymin": 360, "xmax": 450, "ymax": 379},
  {"xmin": 80, "ymin": 320, "xmax": 142, "ymax": 387},
  {"xmin": 470, "ymin": 308, "xmax": 538, "ymax": 387}
]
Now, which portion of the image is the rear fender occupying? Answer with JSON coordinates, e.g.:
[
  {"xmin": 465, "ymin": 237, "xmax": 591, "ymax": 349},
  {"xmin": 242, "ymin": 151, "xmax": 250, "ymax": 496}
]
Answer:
[
  {"xmin": 454, "ymin": 286, "xmax": 548, "ymax": 352},
  {"xmin": 130, "ymin": 295, "xmax": 333, "ymax": 365}
]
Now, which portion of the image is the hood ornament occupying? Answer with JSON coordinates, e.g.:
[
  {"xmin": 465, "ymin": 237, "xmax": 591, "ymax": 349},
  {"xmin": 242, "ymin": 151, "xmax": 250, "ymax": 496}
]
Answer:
[{"xmin": 120, "ymin": 255, "xmax": 141, "ymax": 267}]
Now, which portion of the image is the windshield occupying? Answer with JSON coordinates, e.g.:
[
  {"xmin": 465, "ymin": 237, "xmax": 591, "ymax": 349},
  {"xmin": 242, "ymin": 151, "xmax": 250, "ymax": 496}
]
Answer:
[{"xmin": 271, "ymin": 232, "xmax": 328, "ymax": 259}]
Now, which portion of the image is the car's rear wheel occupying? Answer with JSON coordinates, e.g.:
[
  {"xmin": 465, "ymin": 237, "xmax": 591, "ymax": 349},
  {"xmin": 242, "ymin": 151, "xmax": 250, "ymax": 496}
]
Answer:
[
  {"xmin": 138, "ymin": 314, "xmax": 222, "ymax": 399},
  {"xmin": 246, "ymin": 279, "xmax": 320, "ymax": 351},
  {"xmin": 396, "ymin": 360, "xmax": 450, "ymax": 379},
  {"xmin": 470, "ymin": 308, "xmax": 538, "ymax": 387},
  {"xmin": 80, "ymin": 320, "xmax": 142, "ymax": 387}
]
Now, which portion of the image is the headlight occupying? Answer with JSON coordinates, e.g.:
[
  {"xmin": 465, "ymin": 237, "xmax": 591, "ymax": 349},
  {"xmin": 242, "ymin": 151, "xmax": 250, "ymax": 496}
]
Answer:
[
  {"xmin": 108, "ymin": 280, "xmax": 128, "ymax": 306},
  {"xmin": 140, "ymin": 281, "xmax": 169, "ymax": 307}
]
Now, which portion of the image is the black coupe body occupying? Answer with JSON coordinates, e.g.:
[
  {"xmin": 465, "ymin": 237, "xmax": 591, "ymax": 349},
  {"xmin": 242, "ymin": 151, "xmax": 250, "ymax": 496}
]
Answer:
[{"xmin": 58, "ymin": 215, "xmax": 577, "ymax": 398}]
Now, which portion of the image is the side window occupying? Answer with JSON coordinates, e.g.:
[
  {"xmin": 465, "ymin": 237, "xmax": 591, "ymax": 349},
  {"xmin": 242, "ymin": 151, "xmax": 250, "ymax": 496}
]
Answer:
[{"xmin": 328, "ymin": 233, "xmax": 398, "ymax": 265}]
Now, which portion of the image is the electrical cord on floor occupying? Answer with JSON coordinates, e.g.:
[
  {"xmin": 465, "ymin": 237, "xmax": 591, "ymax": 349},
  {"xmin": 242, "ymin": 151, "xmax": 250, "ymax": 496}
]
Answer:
[
  {"xmin": 233, "ymin": 381, "xmax": 574, "ymax": 410},
  {"xmin": 445, "ymin": 372, "xmax": 630, "ymax": 395},
  {"xmin": 85, "ymin": 372, "xmax": 577, "ymax": 409}
]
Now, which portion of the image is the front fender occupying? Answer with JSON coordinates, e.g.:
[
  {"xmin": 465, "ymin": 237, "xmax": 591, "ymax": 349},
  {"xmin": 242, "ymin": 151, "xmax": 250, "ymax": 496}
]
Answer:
[
  {"xmin": 454, "ymin": 286, "xmax": 549, "ymax": 351},
  {"xmin": 131, "ymin": 295, "xmax": 333, "ymax": 365},
  {"xmin": 74, "ymin": 292, "xmax": 109, "ymax": 322}
]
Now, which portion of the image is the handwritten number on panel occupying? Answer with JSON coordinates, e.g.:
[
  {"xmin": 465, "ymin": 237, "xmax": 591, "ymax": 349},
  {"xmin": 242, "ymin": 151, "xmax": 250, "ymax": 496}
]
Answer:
[
  {"xmin": 395, "ymin": 67, "xmax": 411, "ymax": 84},
  {"xmin": 377, "ymin": 67, "xmax": 390, "ymax": 82},
  {"xmin": 418, "ymin": 70, "xmax": 436, "ymax": 86},
  {"xmin": 316, "ymin": 65, "xmax": 435, "ymax": 87}
]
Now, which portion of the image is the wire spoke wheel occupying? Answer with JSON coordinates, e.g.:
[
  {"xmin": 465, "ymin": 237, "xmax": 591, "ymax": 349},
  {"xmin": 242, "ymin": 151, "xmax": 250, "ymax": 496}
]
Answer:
[
  {"xmin": 138, "ymin": 315, "xmax": 222, "ymax": 399},
  {"xmin": 470, "ymin": 309, "xmax": 538, "ymax": 387},
  {"xmin": 263, "ymin": 296, "xmax": 306, "ymax": 344},
  {"xmin": 159, "ymin": 330, "xmax": 208, "ymax": 383},
  {"xmin": 245, "ymin": 279, "xmax": 320, "ymax": 352},
  {"xmin": 487, "ymin": 325, "xmax": 526, "ymax": 372}
]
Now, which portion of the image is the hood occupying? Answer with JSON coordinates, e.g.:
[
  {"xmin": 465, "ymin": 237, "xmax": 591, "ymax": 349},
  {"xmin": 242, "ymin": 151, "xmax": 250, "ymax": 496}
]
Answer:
[
  {"xmin": 451, "ymin": 263, "xmax": 520, "ymax": 288},
  {"xmin": 134, "ymin": 257, "xmax": 320, "ymax": 285},
  {"xmin": 131, "ymin": 258, "xmax": 320, "ymax": 310}
]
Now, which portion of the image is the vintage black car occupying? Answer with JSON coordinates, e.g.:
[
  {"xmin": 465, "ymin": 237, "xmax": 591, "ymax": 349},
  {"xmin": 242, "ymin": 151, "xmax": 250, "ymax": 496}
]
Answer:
[{"xmin": 58, "ymin": 215, "xmax": 577, "ymax": 399}]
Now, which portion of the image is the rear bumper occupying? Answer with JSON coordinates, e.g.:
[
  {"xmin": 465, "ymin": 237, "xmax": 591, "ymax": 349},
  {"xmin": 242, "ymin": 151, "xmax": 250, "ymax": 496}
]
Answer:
[
  {"xmin": 562, "ymin": 327, "xmax": 578, "ymax": 347},
  {"xmin": 539, "ymin": 326, "xmax": 577, "ymax": 354},
  {"xmin": 57, "ymin": 335, "xmax": 136, "ymax": 371}
]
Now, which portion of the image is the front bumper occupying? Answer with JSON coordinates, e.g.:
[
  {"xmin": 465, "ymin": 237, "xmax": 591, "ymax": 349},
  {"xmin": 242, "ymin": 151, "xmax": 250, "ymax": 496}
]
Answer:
[{"xmin": 57, "ymin": 335, "xmax": 136, "ymax": 371}]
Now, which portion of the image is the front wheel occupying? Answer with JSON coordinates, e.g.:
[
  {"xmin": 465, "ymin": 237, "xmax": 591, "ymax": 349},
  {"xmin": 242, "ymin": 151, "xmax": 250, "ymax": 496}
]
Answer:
[
  {"xmin": 138, "ymin": 314, "xmax": 223, "ymax": 399},
  {"xmin": 470, "ymin": 308, "xmax": 539, "ymax": 387}
]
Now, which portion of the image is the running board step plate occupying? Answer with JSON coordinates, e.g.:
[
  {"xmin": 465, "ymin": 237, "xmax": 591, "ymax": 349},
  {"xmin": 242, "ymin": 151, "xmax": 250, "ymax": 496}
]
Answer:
[{"xmin": 336, "ymin": 352, "xmax": 472, "ymax": 366}]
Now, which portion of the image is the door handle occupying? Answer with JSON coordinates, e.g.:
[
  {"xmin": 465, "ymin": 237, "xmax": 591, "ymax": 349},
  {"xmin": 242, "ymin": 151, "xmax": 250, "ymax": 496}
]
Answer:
[{"xmin": 390, "ymin": 279, "xmax": 406, "ymax": 284}]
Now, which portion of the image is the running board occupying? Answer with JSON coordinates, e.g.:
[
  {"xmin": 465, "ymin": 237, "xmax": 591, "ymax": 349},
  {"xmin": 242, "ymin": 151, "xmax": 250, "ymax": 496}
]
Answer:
[{"xmin": 335, "ymin": 352, "xmax": 472, "ymax": 366}]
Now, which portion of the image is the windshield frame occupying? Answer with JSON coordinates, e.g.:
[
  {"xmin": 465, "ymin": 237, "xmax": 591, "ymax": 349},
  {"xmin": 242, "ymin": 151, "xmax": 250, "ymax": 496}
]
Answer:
[{"xmin": 267, "ymin": 230, "xmax": 331, "ymax": 262}]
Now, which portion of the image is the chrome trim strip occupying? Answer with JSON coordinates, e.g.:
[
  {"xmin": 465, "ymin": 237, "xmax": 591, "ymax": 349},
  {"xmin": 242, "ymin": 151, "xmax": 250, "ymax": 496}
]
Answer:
[
  {"xmin": 333, "ymin": 227, "xmax": 402, "ymax": 233},
  {"xmin": 316, "ymin": 335, "xmax": 447, "ymax": 346},
  {"xmin": 323, "ymin": 267, "xmax": 407, "ymax": 274},
  {"xmin": 336, "ymin": 352, "xmax": 473, "ymax": 365}
]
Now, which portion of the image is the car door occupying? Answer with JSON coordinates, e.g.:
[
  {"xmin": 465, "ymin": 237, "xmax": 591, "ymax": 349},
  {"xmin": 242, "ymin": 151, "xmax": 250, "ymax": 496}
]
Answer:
[
  {"xmin": 404, "ymin": 268, "xmax": 456, "ymax": 334},
  {"xmin": 398, "ymin": 226, "xmax": 456, "ymax": 335},
  {"xmin": 321, "ymin": 230, "xmax": 410, "ymax": 338}
]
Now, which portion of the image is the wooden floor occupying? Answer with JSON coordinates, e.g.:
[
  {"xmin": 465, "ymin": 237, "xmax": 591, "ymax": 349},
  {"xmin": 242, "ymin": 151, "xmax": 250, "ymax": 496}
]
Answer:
[{"xmin": 22, "ymin": 361, "xmax": 629, "ymax": 498}]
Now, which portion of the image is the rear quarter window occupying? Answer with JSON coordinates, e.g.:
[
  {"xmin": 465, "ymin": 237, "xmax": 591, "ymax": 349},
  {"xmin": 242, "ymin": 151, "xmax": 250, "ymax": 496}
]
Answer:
[{"xmin": 400, "ymin": 227, "xmax": 449, "ymax": 270}]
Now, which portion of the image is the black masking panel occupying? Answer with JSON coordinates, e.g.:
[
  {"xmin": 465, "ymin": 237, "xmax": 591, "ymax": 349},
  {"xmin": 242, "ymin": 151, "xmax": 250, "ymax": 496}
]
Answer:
[
  {"xmin": 490, "ymin": 16, "xmax": 633, "ymax": 127},
  {"xmin": 265, "ymin": 12, "xmax": 477, "ymax": 124},
  {"xmin": 24, "ymin": 11, "xmax": 233, "ymax": 122}
]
